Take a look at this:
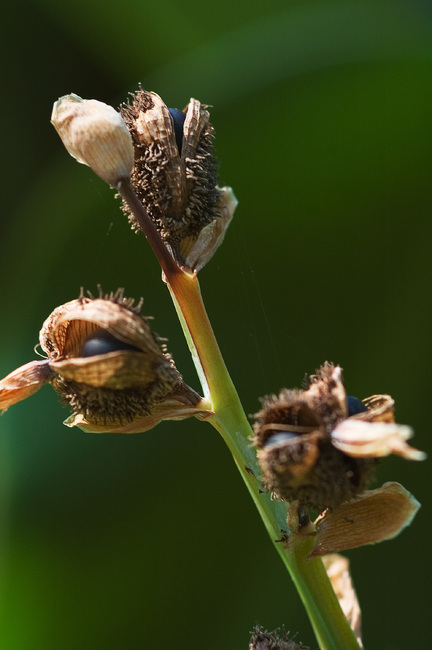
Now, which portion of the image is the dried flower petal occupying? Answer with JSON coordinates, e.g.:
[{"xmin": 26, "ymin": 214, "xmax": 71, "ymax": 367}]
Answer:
[
  {"xmin": 322, "ymin": 554, "xmax": 363, "ymax": 648},
  {"xmin": 310, "ymin": 482, "xmax": 421, "ymax": 556},
  {"xmin": 180, "ymin": 186, "xmax": 237, "ymax": 272},
  {"xmin": 0, "ymin": 360, "xmax": 54, "ymax": 412},
  {"xmin": 331, "ymin": 419, "xmax": 426, "ymax": 461},
  {"xmin": 66, "ymin": 398, "xmax": 211, "ymax": 434},
  {"xmin": 51, "ymin": 94, "xmax": 134, "ymax": 186}
]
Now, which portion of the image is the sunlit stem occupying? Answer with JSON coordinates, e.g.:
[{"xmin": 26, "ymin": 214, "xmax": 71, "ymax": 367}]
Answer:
[{"xmin": 167, "ymin": 272, "xmax": 361, "ymax": 650}]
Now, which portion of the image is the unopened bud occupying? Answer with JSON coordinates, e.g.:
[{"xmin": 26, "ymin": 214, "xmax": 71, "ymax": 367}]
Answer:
[{"xmin": 51, "ymin": 94, "xmax": 134, "ymax": 186}]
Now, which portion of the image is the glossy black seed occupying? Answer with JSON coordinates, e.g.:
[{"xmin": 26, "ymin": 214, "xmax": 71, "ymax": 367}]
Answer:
[
  {"xmin": 81, "ymin": 328, "xmax": 140, "ymax": 357},
  {"xmin": 168, "ymin": 107, "xmax": 186, "ymax": 154},
  {"xmin": 262, "ymin": 432, "xmax": 298, "ymax": 448},
  {"xmin": 346, "ymin": 395, "xmax": 367, "ymax": 416}
]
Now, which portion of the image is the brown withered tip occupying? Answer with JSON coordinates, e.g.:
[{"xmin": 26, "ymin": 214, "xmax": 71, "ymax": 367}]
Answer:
[
  {"xmin": 119, "ymin": 87, "xmax": 236, "ymax": 272},
  {"xmin": 252, "ymin": 362, "xmax": 424, "ymax": 511},
  {"xmin": 322, "ymin": 554, "xmax": 363, "ymax": 647},
  {"xmin": 0, "ymin": 289, "xmax": 210, "ymax": 433}
]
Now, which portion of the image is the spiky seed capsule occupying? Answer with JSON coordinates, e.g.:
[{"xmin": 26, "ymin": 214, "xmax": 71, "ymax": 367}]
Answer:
[
  {"xmin": 119, "ymin": 88, "xmax": 236, "ymax": 271},
  {"xmin": 253, "ymin": 363, "xmax": 379, "ymax": 510}
]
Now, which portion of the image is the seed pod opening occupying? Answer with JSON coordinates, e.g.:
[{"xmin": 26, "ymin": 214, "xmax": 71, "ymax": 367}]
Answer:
[
  {"xmin": 119, "ymin": 87, "xmax": 235, "ymax": 271},
  {"xmin": 0, "ymin": 289, "xmax": 209, "ymax": 433},
  {"xmin": 253, "ymin": 362, "xmax": 423, "ymax": 511},
  {"xmin": 40, "ymin": 291, "xmax": 192, "ymax": 426}
]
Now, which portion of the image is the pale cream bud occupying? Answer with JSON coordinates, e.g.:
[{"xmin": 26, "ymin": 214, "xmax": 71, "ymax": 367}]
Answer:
[{"xmin": 51, "ymin": 94, "xmax": 134, "ymax": 186}]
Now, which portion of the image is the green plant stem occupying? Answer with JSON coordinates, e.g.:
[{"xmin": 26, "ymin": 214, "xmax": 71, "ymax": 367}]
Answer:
[
  {"xmin": 167, "ymin": 270, "xmax": 361, "ymax": 650},
  {"xmin": 118, "ymin": 179, "xmax": 360, "ymax": 647}
]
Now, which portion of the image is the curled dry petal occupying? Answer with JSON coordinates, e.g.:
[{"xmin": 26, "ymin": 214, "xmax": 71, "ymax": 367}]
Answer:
[
  {"xmin": 180, "ymin": 187, "xmax": 237, "ymax": 272},
  {"xmin": 51, "ymin": 94, "xmax": 134, "ymax": 186},
  {"xmin": 322, "ymin": 554, "xmax": 363, "ymax": 648},
  {"xmin": 331, "ymin": 419, "xmax": 426, "ymax": 461},
  {"xmin": 310, "ymin": 482, "xmax": 421, "ymax": 556},
  {"xmin": 66, "ymin": 399, "xmax": 212, "ymax": 434},
  {"xmin": 0, "ymin": 360, "xmax": 54, "ymax": 412}
]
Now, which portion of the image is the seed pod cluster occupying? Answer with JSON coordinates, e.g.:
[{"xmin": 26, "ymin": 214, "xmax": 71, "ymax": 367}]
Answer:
[
  {"xmin": 120, "ymin": 87, "xmax": 236, "ymax": 271},
  {"xmin": 252, "ymin": 362, "xmax": 422, "ymax": 511}
]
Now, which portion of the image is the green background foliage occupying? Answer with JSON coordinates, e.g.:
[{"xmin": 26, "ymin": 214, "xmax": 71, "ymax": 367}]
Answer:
[{"xmin": 1, "ymin": 1, "xmax": 431, "ymax": 647}]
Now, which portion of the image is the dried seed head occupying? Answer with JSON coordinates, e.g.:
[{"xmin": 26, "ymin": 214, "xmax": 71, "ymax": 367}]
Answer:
[
  {"xmin": 0, "ymin": 289, "xmax": 209, "ymax": 432},
  {"xmin": 51, "ymin": 94, "xmax": 134, "ymax": 186},
  {"xmin": 119, "ymin": 87, "xmax": 236, "ymax": 271},
  {"xmin": 252, "ymin": 362, "xmax": 424, "ymax": 510}
]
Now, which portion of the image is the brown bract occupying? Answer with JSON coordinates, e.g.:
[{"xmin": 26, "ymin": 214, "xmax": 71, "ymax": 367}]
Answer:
[
  {"xmin": 0, "ymin": 291, "xmax": 210, "ymax": 433},
  {"xmin": 253, "ymin": 362, "xmax": 424, "ymax": 510},
  {"xmin": 120, "ymin": 88, "xmax": 236, "ymax": 272},
  {"xmin": 311, "ymin": 482, "xmax": 420, "ymax": 556},
  {"xmin": 322, "ymin": 554, "xmax": 363, "ymax": 648}
]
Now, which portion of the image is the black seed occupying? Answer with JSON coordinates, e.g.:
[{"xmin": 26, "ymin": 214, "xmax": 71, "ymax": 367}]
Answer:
[
  {"xmin": 346, "ymin": 395, "xmax": 367, "ymax": 416},
  {"xmin": 81, "ymin": 328, "xmax": 140, "ymax": 357},
  {"xmin": 262, "ymin": 432, "xmax": 297, "ymax": 448},
  {"xmin": 168, "ymin": 107, "xmax": 186, "ymax": 154}
]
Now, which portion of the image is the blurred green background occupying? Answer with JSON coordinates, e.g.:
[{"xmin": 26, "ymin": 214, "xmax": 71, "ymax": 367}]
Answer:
[{"xmin": 1, "ymin": 0, "xmax": 431, "ymax": 648}]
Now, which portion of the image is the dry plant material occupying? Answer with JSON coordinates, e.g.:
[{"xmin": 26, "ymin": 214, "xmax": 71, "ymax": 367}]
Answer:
[
  {"xmin": 253, "ymin": 362, "xmax": 424, "ymax": 511},
  {"xmin": 120, "ymin": 87, "xmax": 236, "ymax": 271},
  {"xmin": 0, "ymin": 289, "xmax": 209, "ymax": 433},
  {"xmin": 249, "ymin": 625, "xmax": 309, "ymax": 650},
  {"xmin": 51, "ymin": 94, "xmax": 134, "ymax": 185},
  {"xmin": 323, "ymin": 554, "xmax": 363, "ymax": 648},
  {"xmin": 311, "ymin": 482, "xmax": 420, "ymax": 556}
]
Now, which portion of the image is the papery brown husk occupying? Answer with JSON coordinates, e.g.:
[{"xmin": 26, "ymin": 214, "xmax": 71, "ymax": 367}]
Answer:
[{"xmin": 310, "ymin": 482, "xmax": 421, "ymax": 556}]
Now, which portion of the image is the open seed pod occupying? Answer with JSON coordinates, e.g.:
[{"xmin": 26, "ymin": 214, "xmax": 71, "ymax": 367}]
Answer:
[
  {"xmin": 252, "ymin": 362, "xmax": 424, "ymax": 511},
  {"xmin": 0, "ymin": 290, "xmax": 209, "ymax": 433},
  {"xmin": 119, "ymin": 87, "xmax": 236, "ymax": 272}
]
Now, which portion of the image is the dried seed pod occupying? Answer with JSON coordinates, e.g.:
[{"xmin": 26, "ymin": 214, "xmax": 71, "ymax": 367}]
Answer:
[
  {"xmin": 51, "ymin": 94, "xmax": 134, "ymax": 186},
  {"xmin": 253, "ymin": 362, "xmax": 424, "ymax": 510},
  {"xmin": 0, "ymin": 289, "xmax": 210, "ymax": 433},
  {"xmin": 120, "ymin": 87, "xmax": 236, "ymax": 271}
]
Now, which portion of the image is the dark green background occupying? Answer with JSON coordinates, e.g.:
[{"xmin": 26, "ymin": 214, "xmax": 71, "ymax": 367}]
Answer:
[{"xmin": 0, "ymin": 1, "xmax": 431, "ymax": 648}]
